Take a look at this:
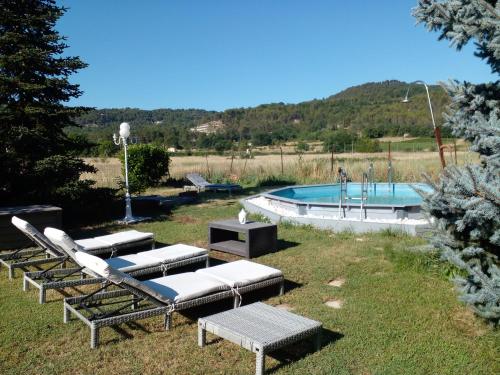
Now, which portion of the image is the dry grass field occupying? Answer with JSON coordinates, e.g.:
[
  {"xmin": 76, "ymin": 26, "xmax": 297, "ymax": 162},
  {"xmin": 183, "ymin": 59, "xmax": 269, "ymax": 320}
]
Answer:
[{"xmin": 82, "ymin": 150, "xmax": 478, "ymax": 189}]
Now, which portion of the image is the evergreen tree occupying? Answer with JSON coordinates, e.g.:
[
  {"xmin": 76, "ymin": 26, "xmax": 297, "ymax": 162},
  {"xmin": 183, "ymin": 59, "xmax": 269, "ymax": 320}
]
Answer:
[
  {"xmin": 0, "ymin": 0, "xmax": 95, "ymax": 204},
  {"xmin": 413, "ymin": 0, "xmax": 499, "ymax": 324}
]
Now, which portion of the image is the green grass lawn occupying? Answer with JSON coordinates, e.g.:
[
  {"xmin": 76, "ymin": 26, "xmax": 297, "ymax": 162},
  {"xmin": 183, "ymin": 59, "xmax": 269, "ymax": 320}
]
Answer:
[{"xmin": 0, "ymin": 195, "xmax": 498, "ymax": 375}]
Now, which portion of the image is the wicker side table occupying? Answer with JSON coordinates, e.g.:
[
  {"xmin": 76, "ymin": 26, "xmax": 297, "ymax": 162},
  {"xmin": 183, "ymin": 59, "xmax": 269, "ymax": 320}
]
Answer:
[
  {"xmin": 198, "ymin": 302, "xmax": 322, "ymax": 375},
  {"xmin": 208, "ymin": 219, "xmax": 277, "ymax": 258}
]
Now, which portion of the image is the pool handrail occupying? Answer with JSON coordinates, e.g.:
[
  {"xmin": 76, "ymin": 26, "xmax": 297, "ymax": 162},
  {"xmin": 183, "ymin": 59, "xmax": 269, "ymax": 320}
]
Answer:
[
  {"xmin": 388, "ymin": 160, "xmax": 393, "ymax": 189},
  {"xmin": 338, "ymin": 169, "xmax": 348, "ymax": 218},
  {"xmin": 360, "ymin": 173, "xmax": 368, "ymax": 220},
  {"xmin": 367, "ymin": 163, "xmax": 375, "ymax": 188}
]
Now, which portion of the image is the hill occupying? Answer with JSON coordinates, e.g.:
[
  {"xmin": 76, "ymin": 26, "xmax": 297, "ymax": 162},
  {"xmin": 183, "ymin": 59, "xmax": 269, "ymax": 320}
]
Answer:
[{"xmin": 68, "ymin": 80, "xmax": 451, "ymax": 148}]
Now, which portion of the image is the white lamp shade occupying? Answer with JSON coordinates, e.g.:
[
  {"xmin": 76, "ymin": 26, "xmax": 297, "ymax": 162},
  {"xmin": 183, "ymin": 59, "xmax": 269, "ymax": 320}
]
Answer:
[{"xmin": 119, "ymin": 122, "xmax": 130, "ymax": 138}]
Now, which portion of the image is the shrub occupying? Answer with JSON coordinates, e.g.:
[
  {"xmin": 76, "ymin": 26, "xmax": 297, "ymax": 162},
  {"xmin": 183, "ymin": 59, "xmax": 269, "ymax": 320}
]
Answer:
[
  {"xmin": 355, "ymin": 137, "xmax": 382, "ymax": 153},
  {"xmin": 29, "ymin": 155, "xmax": 120, "ymax": 227},
  {"xmin": 97, "ymin": 140, "xmax": 118, "ymax": 157},
  {"xmin": 119, "ymin": 144, "xmax": 170, "ymax": 194},
  {"xmin": 322, "ymin": 130, "xmax": 357, "ymax": 153},
  {"xmin": 32, "ymin": 155, "xmax": 97, "ymax": 197},
  {"xmin": 295, "ymin": 141, "xmax": 310, "ymax": 152},
  {"xmin": 257, "ymin": 176, "xmax": 297, "ymax": 187}
]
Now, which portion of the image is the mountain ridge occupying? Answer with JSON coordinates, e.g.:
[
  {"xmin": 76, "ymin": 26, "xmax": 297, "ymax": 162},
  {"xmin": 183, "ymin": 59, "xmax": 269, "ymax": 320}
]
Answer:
[{"xmin": 71, "ymin": 80, "xmax": 451, "ymax": 144}]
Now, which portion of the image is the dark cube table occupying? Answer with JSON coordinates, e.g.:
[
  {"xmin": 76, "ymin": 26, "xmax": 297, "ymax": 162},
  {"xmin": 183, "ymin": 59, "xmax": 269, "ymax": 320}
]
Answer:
[{"xmin": 208, "ymin": 219, "xmax": 277, "ymax": 258}]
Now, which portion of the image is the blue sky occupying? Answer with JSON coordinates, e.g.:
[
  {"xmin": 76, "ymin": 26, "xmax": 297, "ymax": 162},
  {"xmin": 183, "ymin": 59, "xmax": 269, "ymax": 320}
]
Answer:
[{"xmin": 57, "ymin": 0, "xmax": 495, "ymax": 111}]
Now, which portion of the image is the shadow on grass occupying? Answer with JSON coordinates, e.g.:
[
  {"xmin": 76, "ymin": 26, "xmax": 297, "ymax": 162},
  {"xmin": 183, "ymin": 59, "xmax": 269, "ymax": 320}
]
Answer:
[
  {"xmin": 107, "ymin": 321, "xmax": 152, "ymax": 344},
  {"xmin": 277, "ymin": 239, "xmax": 300, "ymax": 252},
  {"xmin": 267, "ymin": 328, "xmax": 344, "ymax": 374},
  {"xmin": 64, "ymin": 181, "xmax": 278, "ymax": 232},
  {"xmin": 193, "ymin": 185, "xmax": 267, "ymax": 203},
  {"xmin": 66, "ymin": 184, "xmax": 268, "ymax": 233}
]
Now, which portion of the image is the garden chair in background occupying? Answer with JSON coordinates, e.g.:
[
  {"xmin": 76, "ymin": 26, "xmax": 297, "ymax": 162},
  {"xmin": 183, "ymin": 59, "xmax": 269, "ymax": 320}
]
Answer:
[{"xmin": 185, "ymin": 173, "xmax": 242, "ymax": 193}]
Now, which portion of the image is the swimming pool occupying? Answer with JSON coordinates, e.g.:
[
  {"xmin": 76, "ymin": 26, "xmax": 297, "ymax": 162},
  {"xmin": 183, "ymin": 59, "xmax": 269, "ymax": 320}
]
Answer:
[
  {"xmin": 267, "ymin": 183, "xmax": 432, "ymax": 206},
  {"xmin": 242, "ymin": 183, "xmax": 433, "ymax": 235}
]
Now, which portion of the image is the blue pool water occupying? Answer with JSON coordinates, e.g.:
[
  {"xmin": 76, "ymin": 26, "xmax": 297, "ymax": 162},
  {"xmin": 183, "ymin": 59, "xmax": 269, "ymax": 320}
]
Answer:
[{"xmin": 267, "ymin": 183, "xmax": 432, "ymax": 206}]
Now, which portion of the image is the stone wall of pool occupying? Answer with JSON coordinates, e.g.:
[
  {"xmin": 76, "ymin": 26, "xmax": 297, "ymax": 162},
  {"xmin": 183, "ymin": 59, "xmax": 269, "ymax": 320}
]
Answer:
[{"xmin": 241, "ymin": 183, "xmax": 432, "ymax": 235}]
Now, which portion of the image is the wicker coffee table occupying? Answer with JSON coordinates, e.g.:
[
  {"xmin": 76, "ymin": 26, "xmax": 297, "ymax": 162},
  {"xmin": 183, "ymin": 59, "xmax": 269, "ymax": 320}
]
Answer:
[
  {"xmin": 208, "ymin": 219, "xmax": 277, "ymax": 258},
  {"xmin": 198, "ymin": 302, "xmax": 322, "ymax": 375}
]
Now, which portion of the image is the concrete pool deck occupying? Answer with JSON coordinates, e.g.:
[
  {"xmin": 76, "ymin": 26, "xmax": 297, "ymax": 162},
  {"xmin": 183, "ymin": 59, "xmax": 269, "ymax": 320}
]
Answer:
[{"xmin": 241, "ymin": 195, "xmax": 431, "ymax": 235}]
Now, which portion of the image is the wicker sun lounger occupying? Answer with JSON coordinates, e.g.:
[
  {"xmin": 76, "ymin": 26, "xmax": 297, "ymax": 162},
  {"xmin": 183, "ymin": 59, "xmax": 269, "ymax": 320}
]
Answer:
[
  {"xmin": 1, "ymin": 217, "xmax": 154, "ymax": 279},
  {"xmin": 24, "ymin": 226, "xmax": 209, "ymax": 303},
  {"xmin": 64, "ymin": 252, "xmax": 284, "ymax": 348},
  {"xmin": 186, "ymin": 173, "xmax": 242, "ymax": 193},
  {"xmin": 0, "ymin": 216, "xmax": 68, "ymax": 279}
]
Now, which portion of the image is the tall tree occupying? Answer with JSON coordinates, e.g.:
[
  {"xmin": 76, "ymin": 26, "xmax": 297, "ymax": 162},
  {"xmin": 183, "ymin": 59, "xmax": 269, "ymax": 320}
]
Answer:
[
  {"xmin": 413, "ymin": 0, "xmax": 499, "ymax": 324},
  {"xmin": 0, "ymin": 0, "xmax": 94, "ymax": 203}
]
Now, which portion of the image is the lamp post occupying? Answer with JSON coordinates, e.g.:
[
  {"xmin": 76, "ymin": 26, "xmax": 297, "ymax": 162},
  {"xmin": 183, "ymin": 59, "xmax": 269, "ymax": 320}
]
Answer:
[
  {"xmin": 403, "ymin": 81, "xmax": 446, "ymax": 169},
  {"xmin": 113, "ymin": 122, "xmax": 143, "ymax": 224}
]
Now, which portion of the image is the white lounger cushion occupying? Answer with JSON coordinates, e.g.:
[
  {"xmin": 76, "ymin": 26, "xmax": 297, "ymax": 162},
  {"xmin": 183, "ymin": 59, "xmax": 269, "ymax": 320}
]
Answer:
[
  {"xmin": 104, "ymin": 253, "xmax": 161, "ymax": 272},
  {"xmin": 142, "ymin": 272, "xmax": 229, "ymax": 303},
  {"xmin": 138, "ymin": 244, "xmax": 207, "ymax": 262},
  {"xmin": 45, "ymin": 227, "xmax": 84, "ymax": 252},
  {"xmin": 196, "ymin": 260, "xmax": 283, "ymax": 288},
  {"xmin": 44, "ymin": 228, "xmax": 153, "ymax": 254},
  {"xmin": 76, "ymin": 230, "xmax": 154, "ymax": 251},
  {"xmin": 75, "ymin": 250, "xmax": 111, "ymax": 277},
  {"xmin": 91, "ymin": 230, "xmax": 153, "ymax": 247},
  {"xmin": 75, "ymin": 251, "xmax": 174, "ymax": 303},
  {"xmin": 104, "ymin": 244, "xmax": 208, "ymax": 272},
  {"xmin": 11, "ymin": 216, "xmax": 39, "ymax": 237},
  {"xmin": 11, "ymin": 216, "xmax": 60, "ymax": 256},
  {"xmin": 74, "ymin": 238, "xmax": 110, "ymax": 251}
]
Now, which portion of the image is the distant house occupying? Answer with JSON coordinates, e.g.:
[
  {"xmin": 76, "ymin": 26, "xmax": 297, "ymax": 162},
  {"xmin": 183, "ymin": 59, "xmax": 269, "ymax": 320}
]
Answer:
[
  {"xmin": 190, "ymin": 120, "xmax": 225, "ymax": 134},
  {"xmin": 167, "ymin": 147, "xmax": 177, "ymax": 153}
]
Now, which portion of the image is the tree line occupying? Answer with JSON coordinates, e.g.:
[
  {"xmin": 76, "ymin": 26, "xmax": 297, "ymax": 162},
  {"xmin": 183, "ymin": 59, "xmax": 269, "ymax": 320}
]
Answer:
[{"xmin": 67, "ymin": 80, "xmax": 452, "ymax": 154}]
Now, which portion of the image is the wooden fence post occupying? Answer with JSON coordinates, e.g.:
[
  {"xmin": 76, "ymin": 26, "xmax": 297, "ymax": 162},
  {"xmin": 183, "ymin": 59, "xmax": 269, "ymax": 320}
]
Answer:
[
  {"xmin": 330, "ymin": 148, "xmax": 334, "ymax": 174},
  {"xmin": 205, "ymin": 153, "xmax": 210, "ymax": 178},
  {"xmin": 280, "ymin": 146, "xmax": 284, "ymax": 175}
]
